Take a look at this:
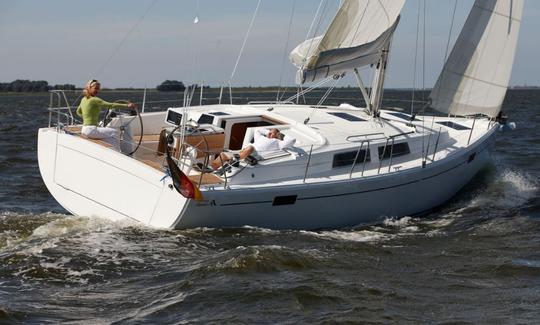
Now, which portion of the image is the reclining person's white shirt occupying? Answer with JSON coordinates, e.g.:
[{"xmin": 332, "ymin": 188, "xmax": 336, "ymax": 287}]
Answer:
[{"xmin": 252, "ymin": 129, "xmax": 296, "ymax": 154}]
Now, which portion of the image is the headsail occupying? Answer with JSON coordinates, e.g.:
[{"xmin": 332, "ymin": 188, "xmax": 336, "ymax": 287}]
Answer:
[
  {"xmin": 429, "ymin": 0, "xmax": 524, "ymax": 118},
  {"xmin": 290, "ymin": 0, "xmax": 405, "ymax": 84}
]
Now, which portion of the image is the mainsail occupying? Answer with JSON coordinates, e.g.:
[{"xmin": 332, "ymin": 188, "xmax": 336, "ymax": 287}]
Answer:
[
  {"xmin": 290, "ymin": 0, "xmax": 405, "ymax": 84},
  {"xmin": 429, "ymin": 0, "xmax": 524, "ymax": 118}
]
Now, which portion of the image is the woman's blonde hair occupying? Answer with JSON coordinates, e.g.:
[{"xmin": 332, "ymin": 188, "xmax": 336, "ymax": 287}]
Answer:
[{"xmin": 83, "ymin": 79, "xmax": 100, "ymax": 98}]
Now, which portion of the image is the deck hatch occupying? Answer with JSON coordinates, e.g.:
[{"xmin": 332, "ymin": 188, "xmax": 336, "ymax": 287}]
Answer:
[
  {"xmin": 327, "ymin": 112, "xmax": 365, "ymax": 122},
  {"xmin": 332, "ymin": 150, "xmax": 371, "ymax": 168},
  {"xmin": 378, "ymin": 142, "xmax": 410, "ymax": 160},
  {"xmin": 209, "ymin": 111, "xmax": 229, "ymax": 116},
  {"xmin": 437, "ymin": 121, "xmax": 470, "ymax": 130},
  {"xmin": 272, "ymin": 195, "xmax": 297, "ymax": 206}
]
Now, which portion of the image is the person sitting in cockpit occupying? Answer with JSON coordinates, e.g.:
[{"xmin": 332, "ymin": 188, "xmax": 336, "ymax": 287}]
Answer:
[
  {"xmin": 76, "ymin": 79, "xmax": 137, "ymax": 149},
  {"xmin": 210, "ymin": 128, "xmax": 295, "ymax": 170}
]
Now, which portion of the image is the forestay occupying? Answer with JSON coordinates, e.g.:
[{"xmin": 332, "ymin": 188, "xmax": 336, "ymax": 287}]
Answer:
[
  {"xmin": 429, "ymin": 0, "xmax": 524, "ymax": 118},
  {"xmin": 290, "ymin": 0, "xmax": 405, "ymax": 84}
]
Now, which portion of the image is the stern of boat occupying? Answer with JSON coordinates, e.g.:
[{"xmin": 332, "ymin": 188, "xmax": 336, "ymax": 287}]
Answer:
[{"xmin": 37, "ymin": 127, "xmax": 188, "ymax": 228}]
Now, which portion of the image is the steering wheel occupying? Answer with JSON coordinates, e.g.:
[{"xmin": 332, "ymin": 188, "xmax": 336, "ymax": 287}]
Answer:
[{"xmin": 101, "ymin": 100, "xmax": 144, "ymax": 155}]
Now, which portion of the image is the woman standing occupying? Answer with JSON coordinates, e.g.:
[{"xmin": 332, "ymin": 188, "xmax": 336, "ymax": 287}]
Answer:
[{"xmin": 76, "ymin": 79, "xmax": 137, "ymax": 149}]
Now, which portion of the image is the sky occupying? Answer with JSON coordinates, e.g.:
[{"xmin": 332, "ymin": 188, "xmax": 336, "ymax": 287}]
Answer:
[{"xmin": 0, "ymin": 0, "xmax": 538, "ymax": 88}]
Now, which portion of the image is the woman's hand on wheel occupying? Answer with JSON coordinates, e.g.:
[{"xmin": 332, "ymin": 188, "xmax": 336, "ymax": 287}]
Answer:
[{"xmin": 127, "ymin": 102, "xmax": 138, "ymax": 110}]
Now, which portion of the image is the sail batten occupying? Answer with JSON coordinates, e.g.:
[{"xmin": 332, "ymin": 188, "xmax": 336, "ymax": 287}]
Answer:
[
  {"xmin": 429, "ymin": 0, "xmax": 524, "ymax": 118},
  {"xmin": 290, "ymin": 0, "xmax": 405, "ymax": 84}
]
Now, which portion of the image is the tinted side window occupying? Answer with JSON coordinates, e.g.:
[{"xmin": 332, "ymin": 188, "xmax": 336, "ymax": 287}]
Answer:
[
  {"xmin": 197, "ymin": 114, "xmax": 214, "ymax": 124},
  {"xmin": 378, "ymin": 142, "xmax": 410, "ymax": 160},
  {"xmin": 332, "ymin": 149, "xmax": 371, "ymax": 168}
]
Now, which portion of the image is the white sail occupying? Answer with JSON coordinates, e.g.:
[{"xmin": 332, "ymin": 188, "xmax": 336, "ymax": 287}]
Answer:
[
  {"xmin": 290, "ymin": 0, "xmax": 405, "ymax": 84},
  {"xmin": 429, "ymin": 0, "xmax": 524, "ymax": 118}
]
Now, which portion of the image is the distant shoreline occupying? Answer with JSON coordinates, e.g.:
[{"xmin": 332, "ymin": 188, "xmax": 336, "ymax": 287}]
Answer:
[{"xmin": 1, "ymin": 86, "xmax": 538, "ymax": 96}]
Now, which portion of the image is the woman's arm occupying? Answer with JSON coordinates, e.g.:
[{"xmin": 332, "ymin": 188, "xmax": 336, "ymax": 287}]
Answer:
[
  {"xmin": 76, "ymin": 104, "xmax": 83, "ymax": 118},
  {"xmin": 92, "ymin": 97, "xmax": 129, "ymax": 109}
]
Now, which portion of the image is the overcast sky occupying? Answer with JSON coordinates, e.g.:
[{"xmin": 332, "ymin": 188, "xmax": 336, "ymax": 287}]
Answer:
[{"xmin": 1, "ymin": 0, "xmax": 538, "ymax": 88}]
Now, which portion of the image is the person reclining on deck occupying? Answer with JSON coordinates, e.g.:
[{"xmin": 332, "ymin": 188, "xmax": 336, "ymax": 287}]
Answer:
[
  {"xmin": 76, "ymin": 79, "xmax": 137, "ymax": 150},
  {"xmin": 210, "ymin": 128, "xmax": 296, "ymax": 170}
]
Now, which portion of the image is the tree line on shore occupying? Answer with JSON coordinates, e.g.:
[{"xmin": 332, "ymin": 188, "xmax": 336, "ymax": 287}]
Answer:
[
  {"xmin": 0, "ymin": 80, "xmax": 200, "ymax": 93},
  {"xmin": 0, "ymin": 80, "xmax": 76, "ymax": 92}
]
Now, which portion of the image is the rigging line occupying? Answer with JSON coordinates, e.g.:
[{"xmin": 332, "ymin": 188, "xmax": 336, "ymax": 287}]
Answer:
[
  {"xmin": 421, "ymin": 0, "xmax": 426, "ymax": 105},
  {"xmin": 426, "ymin": 0, "xmax": 458, "ymax": 154},
  {"xmin": 443, "ymin": 0, "xmax": 458, "ymax": 68},
  {"xmin": 92, "ymin": 0, "xmax": 159, "ymax": 79},
  {"xmin": 305, "ymin": 0, "xmax": 325, "ymax": 42},
  {"xmin": 421, "ymin": 0, "xmax": 426, "ymax": 164},
  {"xmin": 284, "ymin": 76, "xmax": 333, "ymax": 103},
  {"xmin": 430, "ymin": 0, "xmax": 457, "ymax": 111},
  {"xmin": 276, "ymin": 0, "xmax": 297, "ymax": 102},
  {"xmin": 189, "ymin": 0, "xmax": 202, "ymax": 86},
  {"xmin": 410, "ymin": 0, "xmax": 421, "ymax": 116},
  {"xmin": 304, "ymin": 76, "xmax": 340, "ymax": 124},
  {"xmin": 302, "ymin": 0, "xmax": 329, "ymax": 70},
  {"xmin": 229, "ymin": 0, "xmax": 262, "ymax": 83},
  {"xmin": 348, "ymin": 1, "xmax": 369, "ymax": 48}
]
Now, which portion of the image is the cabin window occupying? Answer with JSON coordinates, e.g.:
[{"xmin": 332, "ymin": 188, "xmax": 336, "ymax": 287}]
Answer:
[
  {"xmin": 437, "ymin": 121, "xmax": 470, "ymax": 130},
  {"xmin": 327, "ymin": 112, "xmax": 365, "ymax": 122},
  {"xmin": 209, "ymin": 111, "xmax": 229, "ymax": 116},
  {"xmin": 197, "ymin": 114, "xmax": 214, "ymax": 124},
  {"xmin": 332, "ymin": 149, "xmax": 371, "ymax": 168},
  {"xmin": 378, "ymin": 142, "xmax": 410, "ymax": 160}
]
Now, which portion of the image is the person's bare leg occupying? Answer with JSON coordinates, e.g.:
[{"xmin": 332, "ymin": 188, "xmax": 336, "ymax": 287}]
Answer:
[
  {"xmin": 239, "ymin": 146, "xmax": 254, "ymax": 160},
  {"xmin": 211, "ymin": 152, "xmax": 230, "ymax": 170}
]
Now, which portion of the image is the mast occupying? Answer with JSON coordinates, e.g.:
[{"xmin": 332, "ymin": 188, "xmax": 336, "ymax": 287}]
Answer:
[{"xmin": 369, "ymin": 44, "xmax": 390, "ymax": 117}]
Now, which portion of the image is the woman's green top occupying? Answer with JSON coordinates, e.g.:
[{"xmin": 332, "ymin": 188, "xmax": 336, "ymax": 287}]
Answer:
[{"xmin": 76, "ymin": 97, "xmax": 128, "ymax": 126}]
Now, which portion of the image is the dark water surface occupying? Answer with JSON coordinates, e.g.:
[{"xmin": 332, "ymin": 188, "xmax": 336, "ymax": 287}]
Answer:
[{"xmin": 0, "ymin": 89, "xmax": 539, "ymax": 324}]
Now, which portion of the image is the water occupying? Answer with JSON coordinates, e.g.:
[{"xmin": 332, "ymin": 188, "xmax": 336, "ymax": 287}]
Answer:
[{"xmin": 0, "ymin": 89, "xmax": 539, "ymax": 323}]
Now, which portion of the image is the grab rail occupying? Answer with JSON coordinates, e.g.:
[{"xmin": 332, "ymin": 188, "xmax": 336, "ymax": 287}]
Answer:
[
  {"xmin": 349, "ymin": 140, "xmax": 370, "ymax": 178},
  {"xmin": 377, "ymin": 131, "xmax": 414, "ymax": 174},
  {"xmin": 346, "ymin": 132, "xmax": 386, "ymax": 142},
  {"xmin": 48, "ymin": 90, "xmax": 75, "ymax": 127},
  {"xmin": 247, "ymin": 101, "xmax": 295, "ymax": 105}
]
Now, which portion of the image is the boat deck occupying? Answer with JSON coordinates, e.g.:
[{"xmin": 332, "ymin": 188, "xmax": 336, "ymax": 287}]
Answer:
[
  {"xmin": 60, "ymin": 103, "xmax": 495, "ymax": 190},
  {"xmin": 62, "ymin": 125, "xmax": 223, "ymax": 186}
]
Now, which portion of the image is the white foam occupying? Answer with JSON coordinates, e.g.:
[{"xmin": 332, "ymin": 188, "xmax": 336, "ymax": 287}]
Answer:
[
  {"xmin": 306, "ymin": 230, "xmax": 391, "ymax": 243},
  {"xmin": 422, "ymin": 217, "xmax": 454, "ymax": 228},
  {"xmin": 470, "ymin": 169, "xmax": 537, "ymax": 209},
  {"xmin": 383, "ymin": 216, "xmax": 413, "ymax": 227}
]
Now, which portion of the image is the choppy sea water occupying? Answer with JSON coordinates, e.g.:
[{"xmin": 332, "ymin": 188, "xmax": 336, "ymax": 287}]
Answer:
[{"xmin": 0, "ymin": 89, "xmax": 539, "ymax": 324}]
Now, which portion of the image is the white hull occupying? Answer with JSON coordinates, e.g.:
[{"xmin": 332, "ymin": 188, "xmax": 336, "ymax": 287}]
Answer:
[
  {"xmin": 38, "ymin": 127, "xmax": 186, "ymax": 228},
  {"xmin": 177, "ymin": 136, "xmax": 492, "ymax": 229},
  {"xmin": 38, "ymin": 111, "xmax": 496, "ymax": 230}
]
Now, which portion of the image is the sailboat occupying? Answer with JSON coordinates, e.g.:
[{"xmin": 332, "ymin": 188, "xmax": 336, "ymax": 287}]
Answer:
[{"xmin": 38, "ymin": 0, "xmax": 523, "ymax": 229}]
